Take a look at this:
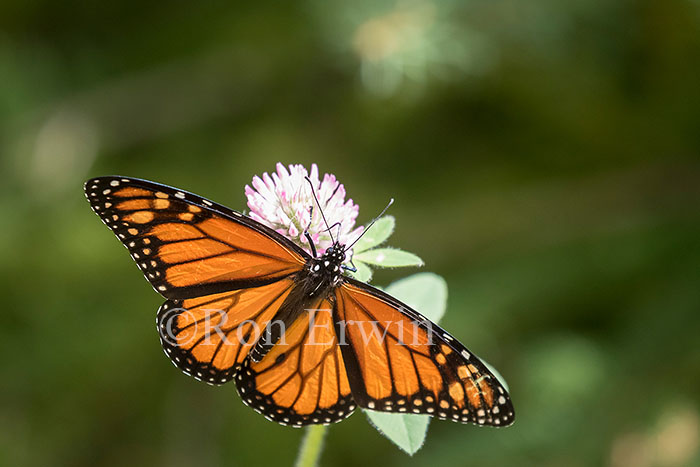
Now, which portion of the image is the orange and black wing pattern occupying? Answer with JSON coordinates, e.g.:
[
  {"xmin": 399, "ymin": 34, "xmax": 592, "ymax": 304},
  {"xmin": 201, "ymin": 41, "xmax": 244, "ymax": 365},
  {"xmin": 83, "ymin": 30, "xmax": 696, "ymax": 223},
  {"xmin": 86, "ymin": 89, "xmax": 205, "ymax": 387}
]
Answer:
[
  {"xmin": 84, "ymin": 176, "xmax": 307, "ymax": 300},
  {"xmin": 235, "ymin": 299, "xmax": 356, "ymax": 426},
  {"xmin": 335, "ymin": 278, "xmax": 515, "ymax": 427},
  {"xmin": 156, "ymin": 278, "xmax": 295, "ymax": 384}
]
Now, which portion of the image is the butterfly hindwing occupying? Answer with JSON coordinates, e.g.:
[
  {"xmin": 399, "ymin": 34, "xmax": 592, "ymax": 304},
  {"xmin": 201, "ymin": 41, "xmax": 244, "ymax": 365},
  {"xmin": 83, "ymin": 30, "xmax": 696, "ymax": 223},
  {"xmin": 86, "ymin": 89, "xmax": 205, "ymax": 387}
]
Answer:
[
  {"xmin": 85, "ymin": 176, "xmax": 307, "ymax": 300},
  {"xmin": 335, "ymin": 278, "xmax": 515, "ymax": 427},
  {"xmin": 156, "ymin": 279, "xmax": 296, "ymax": 385},
  {"xmin": 235, "ymin": 298, "xmax": 356, "ymax": 426}
]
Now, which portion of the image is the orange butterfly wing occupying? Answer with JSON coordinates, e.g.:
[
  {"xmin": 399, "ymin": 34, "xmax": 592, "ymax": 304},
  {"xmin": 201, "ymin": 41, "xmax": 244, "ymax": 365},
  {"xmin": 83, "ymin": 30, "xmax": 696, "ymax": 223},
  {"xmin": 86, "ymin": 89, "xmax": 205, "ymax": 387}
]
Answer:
[
  {"xmin": 85, "ymin": 176, "xmax": 307, "ymax": 300},
  {"xmin": 157, "ymin": 279, "xmax": 295, "ymax": 384},
  {"xmin": 235, "ymin": 299, "xmax": 356, "ymax": 426},
  {"xmin": 335, "ymin": 279, "xmax": 515, "ymax": 427}
]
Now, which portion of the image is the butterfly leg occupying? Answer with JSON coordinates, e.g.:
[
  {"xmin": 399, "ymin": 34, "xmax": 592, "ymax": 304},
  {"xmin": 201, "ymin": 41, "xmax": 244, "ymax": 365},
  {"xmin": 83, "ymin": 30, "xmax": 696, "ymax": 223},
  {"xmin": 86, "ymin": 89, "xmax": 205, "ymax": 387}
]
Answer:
[
  {"xmin": 303, "ymin": 206, "xmax": 318, "ymax": 258},
  {"xmin": 342, "ymin": 259, "xmax": 357, "ymax": 273}
]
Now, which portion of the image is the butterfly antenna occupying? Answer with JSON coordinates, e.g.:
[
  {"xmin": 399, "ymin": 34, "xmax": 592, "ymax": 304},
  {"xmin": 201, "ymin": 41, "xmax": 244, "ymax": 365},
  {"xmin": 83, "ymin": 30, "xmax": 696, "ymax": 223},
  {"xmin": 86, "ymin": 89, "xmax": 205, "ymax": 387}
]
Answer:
[
  {"xmin": 344, "ymin": 198, "xmax": 394, "ymax": 252},
  {"xmin": 304, "ymin": 176, "xmax": 335, "ymax": 244}
]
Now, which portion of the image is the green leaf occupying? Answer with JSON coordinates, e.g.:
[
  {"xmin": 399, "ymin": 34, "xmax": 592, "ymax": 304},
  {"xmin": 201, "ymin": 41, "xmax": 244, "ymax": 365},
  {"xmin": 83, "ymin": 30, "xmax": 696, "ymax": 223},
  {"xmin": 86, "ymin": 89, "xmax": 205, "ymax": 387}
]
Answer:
[
  {"xmin": 362, "ymin": 272, "xmax": 448, "ymax": 455},
  {"xmin": 347, "ymin": 260, "xmax": 373, "ymax": 282},
  {"xmin": 354, "ymin": 248, "xmax": 424, "ymax": 268},
  {"xmin": 364, "ymin": 411, "xmax": 430, "ymax": 456},
  {"xmin": 353, "ymin": 216, "xmax": 395, "ymax": 253},
  {"xmin": 385, "ymin": 272, "xmax": 448, "ymax": 324}
]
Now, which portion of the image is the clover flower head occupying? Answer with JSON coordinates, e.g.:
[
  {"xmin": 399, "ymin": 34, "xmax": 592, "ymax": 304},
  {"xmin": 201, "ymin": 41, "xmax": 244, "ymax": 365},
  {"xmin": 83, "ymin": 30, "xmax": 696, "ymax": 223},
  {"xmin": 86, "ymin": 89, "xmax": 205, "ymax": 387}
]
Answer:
[{"xmin": 245, "ymin": 163, "xmax": 363, "ymax": 260}]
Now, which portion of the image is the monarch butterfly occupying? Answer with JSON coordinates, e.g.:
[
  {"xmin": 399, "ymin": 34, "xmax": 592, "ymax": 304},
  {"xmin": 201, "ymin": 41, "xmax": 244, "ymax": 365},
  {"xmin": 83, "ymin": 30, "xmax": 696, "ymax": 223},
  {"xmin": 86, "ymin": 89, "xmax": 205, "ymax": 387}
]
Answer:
[{"xmin": 85, "ymin": 176, "xmax": 514, "ymax": 428}]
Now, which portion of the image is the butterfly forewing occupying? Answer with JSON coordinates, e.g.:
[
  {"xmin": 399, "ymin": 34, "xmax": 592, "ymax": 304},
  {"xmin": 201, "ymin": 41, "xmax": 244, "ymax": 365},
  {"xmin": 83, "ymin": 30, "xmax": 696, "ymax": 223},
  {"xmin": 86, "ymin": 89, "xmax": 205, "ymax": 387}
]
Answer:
[{"xmin": 85, "ymin": 176, "xmax": 307, "ymax": 300}]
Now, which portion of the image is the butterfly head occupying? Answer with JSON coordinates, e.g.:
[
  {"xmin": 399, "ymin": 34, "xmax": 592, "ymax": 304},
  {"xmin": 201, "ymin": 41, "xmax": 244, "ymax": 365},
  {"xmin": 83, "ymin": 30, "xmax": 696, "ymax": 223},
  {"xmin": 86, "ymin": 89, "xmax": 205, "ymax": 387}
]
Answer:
[
  {"xmin": 308, "ymin": 242, "xmax": 346, "ymax": 286},
  {"xmin": 324, "ymin": 243, "xmax": 346, "ymax": 263}
]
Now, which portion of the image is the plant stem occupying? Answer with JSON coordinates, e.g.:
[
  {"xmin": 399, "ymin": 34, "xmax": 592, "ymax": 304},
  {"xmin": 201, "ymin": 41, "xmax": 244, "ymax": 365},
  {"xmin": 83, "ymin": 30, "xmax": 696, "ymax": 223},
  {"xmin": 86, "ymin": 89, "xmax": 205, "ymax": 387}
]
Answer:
[{"xmin": 294, "ymin": 425, "xmax": 328, "ymax": 467}]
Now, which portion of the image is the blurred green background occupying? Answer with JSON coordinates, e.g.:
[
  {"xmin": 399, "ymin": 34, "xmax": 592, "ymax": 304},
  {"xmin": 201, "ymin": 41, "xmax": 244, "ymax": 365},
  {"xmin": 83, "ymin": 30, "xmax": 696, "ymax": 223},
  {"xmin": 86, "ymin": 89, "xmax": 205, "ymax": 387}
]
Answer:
[{"xmin": 2, "ymin": 1, "xmax": 700, "ymax": 466}]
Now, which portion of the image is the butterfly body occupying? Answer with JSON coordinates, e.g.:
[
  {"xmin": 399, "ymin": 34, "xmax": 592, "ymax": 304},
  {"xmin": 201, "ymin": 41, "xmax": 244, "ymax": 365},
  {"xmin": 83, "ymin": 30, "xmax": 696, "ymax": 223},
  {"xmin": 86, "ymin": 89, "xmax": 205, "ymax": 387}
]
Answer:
[
  {"xmin": 85, "ymin": 176, "xmax": 515, "ymax": 428},
  {"xmin": 248, "ymin": 244, "xmax": 346, "ymax": 363}
]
